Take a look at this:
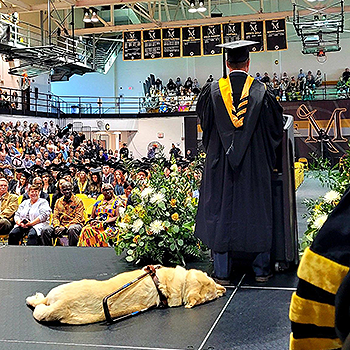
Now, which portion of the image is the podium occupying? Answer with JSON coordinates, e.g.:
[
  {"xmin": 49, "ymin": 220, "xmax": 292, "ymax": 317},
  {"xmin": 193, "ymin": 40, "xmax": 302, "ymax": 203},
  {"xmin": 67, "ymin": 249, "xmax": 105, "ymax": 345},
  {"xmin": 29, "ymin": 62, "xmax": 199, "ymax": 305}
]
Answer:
[{"xmin": 271, "ymin": 114, "xmax": 299, "ymax": 270}]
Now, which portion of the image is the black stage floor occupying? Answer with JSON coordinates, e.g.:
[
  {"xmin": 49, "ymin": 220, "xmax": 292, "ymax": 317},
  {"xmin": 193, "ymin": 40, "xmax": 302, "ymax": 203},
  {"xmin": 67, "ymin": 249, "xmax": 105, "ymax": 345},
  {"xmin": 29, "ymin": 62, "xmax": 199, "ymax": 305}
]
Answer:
[{"xmin": 0, "ymin": 246, "xmax": 296, "ymax": 350}]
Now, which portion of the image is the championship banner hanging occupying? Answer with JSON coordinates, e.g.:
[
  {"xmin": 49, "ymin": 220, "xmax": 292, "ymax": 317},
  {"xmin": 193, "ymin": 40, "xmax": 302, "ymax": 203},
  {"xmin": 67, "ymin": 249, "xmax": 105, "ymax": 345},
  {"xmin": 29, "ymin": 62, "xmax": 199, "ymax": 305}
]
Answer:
[
  {"xmin": 243, "ymin": 21, "xmax": 264, "ymax": 52},
  {"xmin": 143, "ymin": 29, "xmax": 162, "ymax": 59},
  {"xmin": 123, "ymin": 31, "xmax": 142, "ymax": 60},
  {"xmin": 162, "ymin": 28, "xmax": 181, "ymax": 58},
  {"xmin": 265, "ymin": 19, "xmax": 287, "ymax": 51},
  {"xmin": 223, "ymin": 23, "xmax": 242, "ymax": 43},
  {"xmin": 182, "ymin": 26, "xmax": 201, "ymax": 57},
  {"xmin": 202, "ymin": 24, "xmax": 222, "ymax": 55}
]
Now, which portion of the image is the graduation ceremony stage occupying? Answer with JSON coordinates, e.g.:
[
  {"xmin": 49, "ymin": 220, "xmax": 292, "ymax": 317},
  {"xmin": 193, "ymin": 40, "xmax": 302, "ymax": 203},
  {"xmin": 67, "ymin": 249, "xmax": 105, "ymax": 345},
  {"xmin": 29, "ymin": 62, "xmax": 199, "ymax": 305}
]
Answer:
[{"xmin": 0, "ymin": 245, "xmax": 297, "ymax": 350}]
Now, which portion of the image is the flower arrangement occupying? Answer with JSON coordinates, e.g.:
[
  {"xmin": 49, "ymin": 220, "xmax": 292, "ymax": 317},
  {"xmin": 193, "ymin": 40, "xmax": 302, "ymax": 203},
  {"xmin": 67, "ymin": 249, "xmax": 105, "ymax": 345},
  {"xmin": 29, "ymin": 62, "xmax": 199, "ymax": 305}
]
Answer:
[
  {"xmin": 299, "ymin": 150, "xmax": 350, "ymax": 255},
  {"xmin": 300, "ymin": 190, "xmax": 341, "ymax": 255},
  {"xmin": 113, "ymin": 157, "xmax": 205, "ymax": 266}
]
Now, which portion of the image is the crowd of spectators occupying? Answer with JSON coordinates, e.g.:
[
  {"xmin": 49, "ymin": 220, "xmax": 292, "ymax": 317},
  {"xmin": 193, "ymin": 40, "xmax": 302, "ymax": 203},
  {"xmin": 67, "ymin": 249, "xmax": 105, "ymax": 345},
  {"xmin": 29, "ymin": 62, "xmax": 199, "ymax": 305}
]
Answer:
[
  {"xmin": 142, "ymin": 74, "xmax": 211, "ymax": 113},
  {"xmin": 337, "ymin": 68, "xmax": 350, "ymax": 98},
  {"xmin": 255, "ymin": 69, "xmax": 323, "ymax": 101},
  {"xmin": 0, "ymin": 120, "xmax": 198, "ymax": 247}
]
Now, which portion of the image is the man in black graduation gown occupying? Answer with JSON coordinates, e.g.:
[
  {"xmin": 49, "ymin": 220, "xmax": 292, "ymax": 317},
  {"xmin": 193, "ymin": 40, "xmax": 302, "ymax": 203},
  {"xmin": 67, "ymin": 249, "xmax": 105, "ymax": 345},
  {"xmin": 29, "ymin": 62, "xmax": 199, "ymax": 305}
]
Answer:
[{"xmin": 195, "ymin": 40, "xmax": 284, "ymax": 283}]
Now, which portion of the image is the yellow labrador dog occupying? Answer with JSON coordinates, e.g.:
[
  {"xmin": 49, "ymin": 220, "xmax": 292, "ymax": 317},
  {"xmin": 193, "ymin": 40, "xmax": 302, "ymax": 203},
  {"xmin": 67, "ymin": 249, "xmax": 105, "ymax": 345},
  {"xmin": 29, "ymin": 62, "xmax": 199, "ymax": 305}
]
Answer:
[{"xmin": 26, "ymin": 266, "xmax": 226, "ymax": 324}]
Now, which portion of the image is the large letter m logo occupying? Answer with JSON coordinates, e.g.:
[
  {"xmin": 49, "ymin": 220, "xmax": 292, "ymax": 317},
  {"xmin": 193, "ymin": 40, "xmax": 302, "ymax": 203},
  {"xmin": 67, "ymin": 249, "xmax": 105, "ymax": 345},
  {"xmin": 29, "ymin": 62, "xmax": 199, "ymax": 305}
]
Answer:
[{"xmin": 296, "ymin": 104, "xmax": 347, "ymax": 153}]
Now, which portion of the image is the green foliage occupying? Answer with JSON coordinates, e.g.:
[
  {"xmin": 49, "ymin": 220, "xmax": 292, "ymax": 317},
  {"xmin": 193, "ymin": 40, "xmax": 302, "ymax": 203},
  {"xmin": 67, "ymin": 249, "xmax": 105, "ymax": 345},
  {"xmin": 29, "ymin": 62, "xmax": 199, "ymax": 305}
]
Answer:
[
  {"xmin": 113, "ymin": 155, "xmax": 206, "ymax": 266},
  {"xmin": 299, "ymin": 148, "xmax": 350, "ymax": 256}
]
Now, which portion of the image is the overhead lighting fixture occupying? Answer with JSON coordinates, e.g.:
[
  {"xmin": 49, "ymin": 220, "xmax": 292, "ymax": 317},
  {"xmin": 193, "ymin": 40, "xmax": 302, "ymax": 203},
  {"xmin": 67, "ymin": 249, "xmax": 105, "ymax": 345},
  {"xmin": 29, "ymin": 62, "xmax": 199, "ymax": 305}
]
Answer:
[
  {"xmin": 197, "ymin": 1, "xmax": 207, "ymax": 12},
  {"xmin": 188, "ymin": 0, "xmax": 197, "ymax": 13},
  {"xmin": 83, "ymin": 8, "xmax": 91, "ymax": 23},
  {"xmin": 188, "ymin": 0, "xmax": 206, "ymax": 13},
  {"xmin": 91, "ymin": 8, "xmax": 99, "ymax": 23},
  {"xmin": 83, "ymin": 7, "xmax": 100, "ymax": 23}
]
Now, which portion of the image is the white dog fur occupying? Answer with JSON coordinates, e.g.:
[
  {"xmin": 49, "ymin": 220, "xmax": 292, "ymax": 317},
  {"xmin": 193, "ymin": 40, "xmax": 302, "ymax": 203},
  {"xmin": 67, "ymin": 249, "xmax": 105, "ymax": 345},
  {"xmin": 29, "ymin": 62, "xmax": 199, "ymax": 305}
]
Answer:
[{"xmin": 26, "ymin": 266, "xmax": 226, "ymax": 324}]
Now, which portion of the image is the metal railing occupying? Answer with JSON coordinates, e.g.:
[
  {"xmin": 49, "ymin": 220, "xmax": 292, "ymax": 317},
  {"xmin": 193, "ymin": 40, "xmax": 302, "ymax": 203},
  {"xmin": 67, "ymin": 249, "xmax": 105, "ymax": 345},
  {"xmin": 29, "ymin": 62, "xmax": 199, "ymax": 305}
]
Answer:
[{"xmin": 0, "ymin": 82, "xmax": 346, "ymax": 119}]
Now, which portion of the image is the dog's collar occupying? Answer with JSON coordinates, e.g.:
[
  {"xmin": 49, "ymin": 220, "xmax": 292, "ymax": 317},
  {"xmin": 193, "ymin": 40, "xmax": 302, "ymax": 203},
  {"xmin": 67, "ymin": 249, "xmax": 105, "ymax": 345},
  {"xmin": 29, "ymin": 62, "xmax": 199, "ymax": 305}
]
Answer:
[{"xmin": 144, "ymin": 265, "xmax": 168, "ymax": 307}]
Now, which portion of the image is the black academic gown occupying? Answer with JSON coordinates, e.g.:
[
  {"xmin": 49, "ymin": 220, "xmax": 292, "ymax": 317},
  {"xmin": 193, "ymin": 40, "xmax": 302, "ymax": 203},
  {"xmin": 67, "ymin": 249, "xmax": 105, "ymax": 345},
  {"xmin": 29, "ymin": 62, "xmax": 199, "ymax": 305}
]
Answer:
[{"xmin": 195, "ymin": 71, "xmax": 283, "ymax": 253}]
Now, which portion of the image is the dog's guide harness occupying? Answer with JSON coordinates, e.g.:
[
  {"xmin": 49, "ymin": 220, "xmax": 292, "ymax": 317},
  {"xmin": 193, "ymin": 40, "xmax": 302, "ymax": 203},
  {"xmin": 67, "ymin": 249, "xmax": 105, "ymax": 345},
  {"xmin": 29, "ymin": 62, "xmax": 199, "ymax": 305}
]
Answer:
[{"xmin": 102, "ymin": 265, "xmax": 168, "ymax": 323}]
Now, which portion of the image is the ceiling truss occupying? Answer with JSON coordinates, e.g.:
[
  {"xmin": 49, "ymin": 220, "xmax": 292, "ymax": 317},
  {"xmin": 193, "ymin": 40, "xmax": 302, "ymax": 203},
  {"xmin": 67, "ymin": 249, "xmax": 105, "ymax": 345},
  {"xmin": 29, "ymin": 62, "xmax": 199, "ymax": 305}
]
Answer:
[{"xmin": 0, "ymin": 0, "xmax": 348, "ymax": 38}]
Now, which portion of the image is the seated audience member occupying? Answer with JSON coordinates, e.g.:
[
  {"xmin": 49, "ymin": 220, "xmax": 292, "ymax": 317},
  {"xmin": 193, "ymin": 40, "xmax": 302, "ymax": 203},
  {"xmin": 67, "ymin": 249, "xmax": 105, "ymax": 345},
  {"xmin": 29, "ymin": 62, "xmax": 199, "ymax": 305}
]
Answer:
[
  {"xmin": 8, "ymin": 167, "xmax": 24, "ymax": 193},
  {"xmin": 74, "ymin": 167, "xmax": 90, "ymax": 195},
  {"xmin": 255, "ymin": 72, "xmax": 262, "ymax": 81},
  {"xmin": 22, "ymin": 177, "xmax": 49, "ymax": 202},
  {"xmin": 114, "ymin": 168, "xmax": 125, "ymax": 195},
  {"xmin": 192, "ymin": 78, "xmax": 200, "ymax": 95},
  {"xmin": 120, "ymin": 181, "xmax": 134, "ymax": 207},
  {"xmin": 175, "ymin": 77, "xmax": 182, "ymax": 88},
  {"xmin": 78, "ymin": 183, "xmax": 120, "ymax": 247},
  {"xmin": 0, "ymin": 178, "xmax": 18, "ymax": 236},
  {"xmin": 261, "ymin": 72, "xmax": 270, "ymax": 84},
  {"xmin": 147, "ymin": 144, "xmax": 158, "ymax": 160},
  {"xmin": 315, "ymin": 69, "xmax": 323, "ymax": 87},
  {"xmin": 41, "ymin": 181, "xmax": 85, "ymax": 246},
  {"xmin": 343, "ymin": 68, "xmax": 350, "ymax": 83},
  {"xmin": 22, "ymin": 153, "xmax": 34, "ymax": 169},
  {"xmin": 184, "ymin": 77, "xmax": 193, "ymax": 91},
  {"xmin": 8, "ymin": 184, "xmax": 51, "ymax": 245},
  {"xmin": 87, "ymin": 170, "xmax": 102, "ymax": 198},
  {"xmin": 50, "ymin": 178, "xmax": 65, "ymax": 210},
  {"xmin": 166, "ymin": 78, "xmax": 177, "ymax": 92},
  {"xmin": 306, "ymin": 70, "xmax": 315, "ymax": 84},
  {"xmin": 297, "ymin": 68, "xmax": 305, "ymax": 81},
  {"xmin": 155, "ymin": 78, "xmax": 163, "ymax": 90},
  {"xmin": 41, "ymin": 172, "xmax": 56, "ymax": 194},
  {"xmin": 101, "ymin": 164, "xmax": 113, "ymax": 184},
  {"xmin": 12, "ymin": 171, "xmax": 30, "ymax": 195}
]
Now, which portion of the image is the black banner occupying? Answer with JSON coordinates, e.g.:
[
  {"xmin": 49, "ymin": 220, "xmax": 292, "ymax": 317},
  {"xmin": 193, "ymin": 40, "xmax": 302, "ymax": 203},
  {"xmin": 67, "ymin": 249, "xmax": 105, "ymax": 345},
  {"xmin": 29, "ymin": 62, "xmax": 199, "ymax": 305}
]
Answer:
[
  {"xmin": 182, "ymin": 26, "xmax": 201, "ymax": 57},
  {"xmin": 265, "ymin": 19, "xmax": 287, "ymax": 51},
  {"xmin": 123, "ymin": 31, "xmax": 142, "ymax": 60},
  {"xmin": 223, "ymin": 23, "xmax": 242, "ymax": 43},
  {"xmin": 202, "ymin": 24, "xmax": 222, "ymax": 55},
  {"xmin": 243, "ymin": 21, "xmax": 264, "ymax": 52},
  {"xmin": 162, "ymin": 28, "xmax": 181, "ymax": 58},
  {"xmin": 143, "ymin": 29, "xmax": 162, "ymax": 59}
]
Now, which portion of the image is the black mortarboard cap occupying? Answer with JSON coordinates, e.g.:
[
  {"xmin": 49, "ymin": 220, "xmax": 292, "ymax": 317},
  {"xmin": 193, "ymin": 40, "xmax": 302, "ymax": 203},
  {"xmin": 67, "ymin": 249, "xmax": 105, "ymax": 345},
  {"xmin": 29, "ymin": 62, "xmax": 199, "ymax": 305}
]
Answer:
[
  {"xmin": 76, "ymin": 164, "xmax": 90, "ymax": 174},
  {"xmin": 14, "ymin": 166, "xmax": 25, "ymax": 173},
  {"xmin": 21, "ymin": 170, "xmax": 31, "ymax": 179},
  {"xmin": 217, "ymin": 40, "xmax": 258, "ymax": 78}
]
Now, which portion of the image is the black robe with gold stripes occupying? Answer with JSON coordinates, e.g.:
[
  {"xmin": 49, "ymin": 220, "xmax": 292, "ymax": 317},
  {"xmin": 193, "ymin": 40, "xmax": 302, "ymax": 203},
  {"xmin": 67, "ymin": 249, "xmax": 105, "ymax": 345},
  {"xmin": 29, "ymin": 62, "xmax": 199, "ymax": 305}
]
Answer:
[
  {"xmin": 195, "ymin": 72, "xmax": 283, "ymax": 253},
  {"xmin": 290, "ymin": 186, "xmax": 350, "ymax": 350}
]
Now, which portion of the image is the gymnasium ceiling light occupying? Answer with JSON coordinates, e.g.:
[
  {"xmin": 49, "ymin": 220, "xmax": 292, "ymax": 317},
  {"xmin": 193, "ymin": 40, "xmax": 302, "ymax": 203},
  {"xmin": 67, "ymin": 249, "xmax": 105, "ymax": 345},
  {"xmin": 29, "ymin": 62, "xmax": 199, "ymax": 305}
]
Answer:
[
  {"xmin": 83, "ymin": 7, "xmax": 100, "ymax": 23},
  {"xmin": 188, "ymin": 0, "xmax": 207, "ymax": 13}
]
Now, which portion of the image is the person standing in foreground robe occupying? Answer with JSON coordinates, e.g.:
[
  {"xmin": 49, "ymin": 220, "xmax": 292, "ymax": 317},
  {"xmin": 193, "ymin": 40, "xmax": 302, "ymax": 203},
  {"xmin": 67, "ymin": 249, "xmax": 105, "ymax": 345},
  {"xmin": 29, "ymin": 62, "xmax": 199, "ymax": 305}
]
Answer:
[
  {"xmin": 289, "ymin": 186, "xmax": 350, "ymax": 350},
  {"xmin": 195, "ymin": 40, "xmax": 284, "ymax": 283}
]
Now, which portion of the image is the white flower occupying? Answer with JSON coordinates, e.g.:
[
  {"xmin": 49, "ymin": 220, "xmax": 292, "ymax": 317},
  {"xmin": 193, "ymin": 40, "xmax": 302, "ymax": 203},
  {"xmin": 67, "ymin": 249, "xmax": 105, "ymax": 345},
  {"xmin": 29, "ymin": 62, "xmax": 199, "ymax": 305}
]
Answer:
[
  {"xmin": 132, "ymin": 219, "xmax": 143, "ymax": 233},
  {"xmin": 150, "ymin": 220, "xmax": 163, "ymax": 234},
  {"xmin": 119, "ymin": 207, "xmax": 126, "ymax": 217},
  {"xmin": 141, "ymin": 187, "xmax": 153, "ymax": 198},
  {"xmin": 312, "ymin": 214, "xmax": 328, "ymax": 229},
  {"xmin": 118, "ymin": 222, "xmax": 130, "ymax": 230},
  {"xmin": 324, "ymin": 190, "xmax": 341, "ymax": 203},
  {"xmin": 150, "ymin": 192, "xmax": 165, "ymax": 204},
  {"xmin": 170, "ymin": 164, "xmax": 178, "ymax": 172}
]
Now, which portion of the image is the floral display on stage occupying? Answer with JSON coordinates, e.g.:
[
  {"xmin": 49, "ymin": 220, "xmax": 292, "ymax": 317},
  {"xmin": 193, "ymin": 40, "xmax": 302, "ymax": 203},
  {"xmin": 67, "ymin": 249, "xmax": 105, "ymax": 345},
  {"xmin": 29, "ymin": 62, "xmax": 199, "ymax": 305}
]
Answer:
[
  {"xmin": 300, "ymin": 190, "xmax": 341, "ymax": 254},
  {"xmin": 300, "ymin": 152, "xmax": 350, "ymax": 255},
  {"xmin": 113, "ymin": 157, "xmax": 205, "ymax": 265}
]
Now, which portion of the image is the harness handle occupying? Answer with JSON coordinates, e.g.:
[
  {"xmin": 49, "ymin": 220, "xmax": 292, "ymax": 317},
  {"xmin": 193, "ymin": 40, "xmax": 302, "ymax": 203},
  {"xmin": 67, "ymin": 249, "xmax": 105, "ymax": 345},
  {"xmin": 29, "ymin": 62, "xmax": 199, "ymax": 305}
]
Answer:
[{"xmin": 102, "ymin": 265, "xmax": 164, "ymax": 323}]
